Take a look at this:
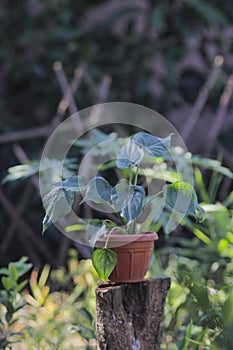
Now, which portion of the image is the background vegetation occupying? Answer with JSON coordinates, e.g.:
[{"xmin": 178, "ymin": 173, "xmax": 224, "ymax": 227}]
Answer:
[{"xmin": 0, "ymin": 0, "xmax": 232, "ymax": 348}]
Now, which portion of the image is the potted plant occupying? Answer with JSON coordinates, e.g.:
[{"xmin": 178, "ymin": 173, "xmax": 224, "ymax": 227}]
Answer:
[{"xmin": 42, "ymin": 131, "xmax": 204, "ymax": 283}]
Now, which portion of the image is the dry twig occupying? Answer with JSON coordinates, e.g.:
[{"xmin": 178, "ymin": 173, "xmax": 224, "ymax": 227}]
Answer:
[
  {"xmin": 204, "ymin": 74, "xmax": 233, "ymax": 156},
  {"xmin": 182, "ymin": 55, "xmax": 224, "ymax": 141}
]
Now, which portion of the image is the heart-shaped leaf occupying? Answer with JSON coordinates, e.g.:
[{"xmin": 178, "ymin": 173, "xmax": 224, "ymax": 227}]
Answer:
[
  {"xmin": 132, "ymin": 132, "xmax": 172, "ymax": 158},
  {"xmin": 111, "ymin": 180, "xmax": 132, "ymax": 211},
  {"xmin": 121, "ymin": 186, "xmax": 145, "ymax": 222},
  {"xmin": 112, "ymin": 181, "xmax": 145, "ymax": 222},
  {"xmin": 42, "ymin": 187, "xmax": 74, "ymax": 233},
  {"xmin": 116, "ymin": 140, "xmax": 144, "ymax": 169},
  {"xmin": 92, "ymin": 248, "xmax": 117, "ymax": 282},
  {"xmin": 163, "ymin": 181, "xmax": 204, "ymax": 219},
  {"xmin": 83, "ymin": 177, "xmax": 112, "ymax": 203}
]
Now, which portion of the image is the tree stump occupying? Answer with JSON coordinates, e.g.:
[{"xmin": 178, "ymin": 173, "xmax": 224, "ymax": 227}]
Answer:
[{"xmin": 95, "ymin": 278, "xmax": 171, "ymax": 350}]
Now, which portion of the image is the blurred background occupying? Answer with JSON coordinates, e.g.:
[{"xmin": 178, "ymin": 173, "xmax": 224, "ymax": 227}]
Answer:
[
  {"xmin": 0, "ymin": 1, "xmax": 233, "ymax": 349},
  {"xmin": 0, "ymin": 0, "xmax": 232, "ymax": 267}
]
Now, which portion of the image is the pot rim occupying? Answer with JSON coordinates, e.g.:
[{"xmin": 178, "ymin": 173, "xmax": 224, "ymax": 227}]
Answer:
[
  {"xmin": 95, "ymin": 231, "xmax": 158, "ymax": 248},
  {"xmin": 106, "ymin": 231, "xmax": 158, "ymax": 242}
]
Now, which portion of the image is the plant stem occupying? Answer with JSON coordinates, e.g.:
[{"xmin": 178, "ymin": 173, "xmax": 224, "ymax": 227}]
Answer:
[
  {"xmin": 127, "ymin": 220, "xmax": 137, "ymax": 234},
  {"xmin": 129, "ymin": 169, "xmax": 133, "ymax": 185},
  {"xmin": 134, "ymin": 165, "xmax": 139, "ymax": 186},
  {"xmin": 104, "ymin": 226, "xmax": 127, "ymax": 248}
]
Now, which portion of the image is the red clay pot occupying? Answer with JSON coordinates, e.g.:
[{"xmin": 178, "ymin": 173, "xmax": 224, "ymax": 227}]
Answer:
[{"xmin": 105, "ymin": 232, "xmax": 158, "ymax": 283}]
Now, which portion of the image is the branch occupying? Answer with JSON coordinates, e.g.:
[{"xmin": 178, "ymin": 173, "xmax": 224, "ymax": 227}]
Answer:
[
  {"xmin": 182, "ymin": 55, "xmax": 224, "ymax": 141},
  {"xmin": 204, "ymin": 74, "xmax": 233, "ymax": 156},
  {"xmin": 0, "ymin": 125, "xmax": 50, "ymax": 144}
]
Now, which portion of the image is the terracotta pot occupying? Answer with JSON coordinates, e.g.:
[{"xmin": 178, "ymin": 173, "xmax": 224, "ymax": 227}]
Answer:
[{"xmin": 101, "ymin": 232, "xmax": 158, "ymax": 283}]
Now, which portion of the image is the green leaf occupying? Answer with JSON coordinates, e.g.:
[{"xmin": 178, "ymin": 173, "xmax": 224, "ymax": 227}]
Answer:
[
  {"xmin": 131, "ymin": 132, "xmax": 172, "ymax": 158},
  {"xmin": 141, "ymin": 166, "xmax": 181, "ymax": 183},
  {"xmin": 121, "ymin": 186, "xmax": 145, "ymax": 223},
  {"xmin": 111, "ymin": 180, "xmax": 131, "ymax": 211},
  {"xmin": 11, "ymin": 257, "xmax": 32, "ymax": 278},
  {"xmin": 116, "ymin": 139, "xmax": 144, "ymax": 168},
  {"xmin": 1, "ymin": 277, "xmax": 14, "ymax": 291},
  {"xmin": 2, "ymin": 161, "xmax": 40, "ymax": 184},
  {"xmin": 83, "ymin": 177, "xmax": 112, "ymax": 203},
  {"xmin": 163, "ymin": 181, "xmax": 204, "ymax": 219},
  {"xmin": 65, "ymin": 223, "xmax": 86, "ymax": 232},
  {"xmin": 192, "ymin": 155, "xmax": 233, "ymax": 179},
  {"xmin": 9, "ymin": 263, "xmax": 18, "ymax": 281},
  {"xmin": 42, "ymin": 186, "xmax": 74, "ymax": 233},
  {"xmin": 15, "ymin": 279, "xmax": 28, "ymax": 293},
  {"xmin": 53, "ymin": 175, "xmax": 87, "ymax": 192},
  {"xmin": 92, "ymin": 248, "xmax": 117, "ymax": 282},
  {"xmin": 139, "ymin": 197, "xmax": 164, "ymax": 233},
  {"xmin": 0, "ymin": 268, "xmax": 10, "ymax": 276},
  {"xmin": 75, "ymin": 129, "xmax": 119, "ymax": 156},
  {"xmin": 162, "ymin": 211, "xmax": 183, "ymax": 234},
  {"xmin": 112, "ymin": 181, "xmax": 145, "ymax": 222}
]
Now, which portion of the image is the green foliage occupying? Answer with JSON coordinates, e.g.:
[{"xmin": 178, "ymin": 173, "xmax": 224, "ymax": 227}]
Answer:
[
  {"xmin": 92, "ymin": 249, "xmax": 117, "ymax": 282},
  {"xmin": 42, "ymin": 186, "xmax": 75, "ymax": 233},
  {"xmin": 75, "ymin": 129, "xmax": 119, "ymax": 156},
  {"xmin": 42, "ymin": 131, "xmax": 202, "ymax": 237},
  {"xmin": 84, "ymin": 177, "xmax": 112, "ymax": 203},
  {"xmin": 163, "ymin": 181, "xmax": 204, "ymax": 219},
  {"xmin": 2, "ymin": 162, "xmax": 40, "ymax": 184},
  {"xmin": 1, "ymin": 0, "xmax": 233, "ymax": 346},
  {"xmin": 111, "ymin": 181, "xmax": 145, "ymax": 223},
  {"xmin": 0, "ymin": 257, "xmax": 32, "ymax": 349},
  {"xmin": 0, "ymin": 252, "xmax": 98, "ymax": 349},
  {"xmin": 151, "ymin": 162, "xmax": 233, "ymax": 349},
  {"xmin": 1, "ymin": 155, "xmax": 232, "ymax": 348},
  {"xmin": 42, "ymin": 131, "xmax": 203, "ymax": 281},
  {"xmin": 116, "ymin": 139, "xmax": 144, "ymax": 169},
  {"xmin": 42, "ymin": 175, "xmax": 87, "ymax": 232}
]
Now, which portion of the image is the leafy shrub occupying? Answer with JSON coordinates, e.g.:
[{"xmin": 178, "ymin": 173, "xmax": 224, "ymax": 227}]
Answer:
[{"xmin": 0, "ymin": 251, "xmax": 97, "ymax": 350}]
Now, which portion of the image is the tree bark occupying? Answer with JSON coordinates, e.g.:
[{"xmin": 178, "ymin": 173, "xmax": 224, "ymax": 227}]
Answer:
[{"xmin": 95, "ymin": 278, "xmax": 171, "ymax": 350}]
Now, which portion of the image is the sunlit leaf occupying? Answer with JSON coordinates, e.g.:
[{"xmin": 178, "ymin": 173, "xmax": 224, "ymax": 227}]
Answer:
[
  {"xmin": 2, "ymin": 277, "xmax": 14, "ymax": 291},
  {"xmin": 192, "ymin": 155, "xmax": 233, "ymax": 179},
  {"xmin": 163, "ymin": 181, "xmax": 204, "ymax": 220},
  {"xmin": 2, "ymin": 161, "xmax": 40, "ymax": 184},
  {"xmin": 9, "ymin": 263, "xmax": 18, "ymax": 281}
]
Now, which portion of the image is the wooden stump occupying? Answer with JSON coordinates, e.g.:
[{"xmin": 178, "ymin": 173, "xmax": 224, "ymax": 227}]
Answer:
[{"xmin": 95, "ymin": 278, "xmax": 171, "ymax": 350}]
